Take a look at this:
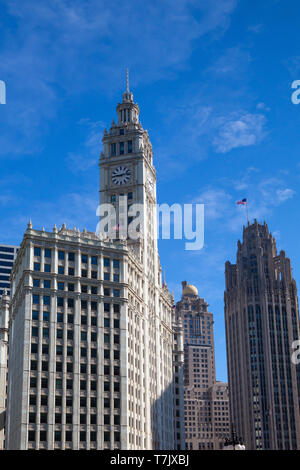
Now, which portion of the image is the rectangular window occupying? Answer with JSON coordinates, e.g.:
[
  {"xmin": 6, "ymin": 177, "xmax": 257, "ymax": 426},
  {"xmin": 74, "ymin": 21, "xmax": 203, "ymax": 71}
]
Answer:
[
  {"xmin": 111, "ymin": 143, "xmax": 116, "ymax": 156},
  {"xmin": 33, "ymin": 294, "xmax": 40, "ymax": 304},
  {"xmin": 34, "ymin": 263, "xmax": 40, "ymax": 271},
  {"xmin": 33, "ymin": 279, "xmax": 40, "ymax": 287},
  {"xmin": 44, "ymin": 264, "xmax": 51, "ymax": 273},
  {"xmin": 41, "ymin": 378, "xmax": 48, "ymax": 389},
  {"xmin": 104, "ymin": 333, "xmax": 110, "ymax": 343},
  {"xmin": 68, "ymin": 252, "xmax": 75, "ymax": 261},
  {"xmin": 43, "ymin": 295, "xmax": 50, "ymax": 305},
  {"xmin": 44, "ymin": 249, "xmax": 51, "ymax": 258},
  {"xmin": 104, "ymin": 257, "xmax": 110, "ymax": 267},
  {"xmin": 57, "ymin": 282, "xmax": 64, "ymax": 291},
  {"xmin": 44, "ymin": 280, "xmax": 51, "ymax": 289},
  {"xmin": 57, "ymin": 313, "xmax": 63, "ymax": 322},
  {"xmin": 32, "ymin": 326, "xmax": 38, "ymax": 337},
  {"xmin": 58, "ymin": 251, "xmax": 65, "ymax": 260},
  {"xmin": 58, "ymin": 266, "xmax": 64, "ymax": 274},
  {"xmin": 81, "ymin": 254, "xmax": 88, "ymax": 264},
  {"xmin": 120, "ymin": 142, "xmax": 124, "ymax": 155},
  {"xmin": 55, "ymin": 394, "xmax": 62, "ymax": 406},
  {"xmin": 34, "ymin": 247, "xmax": 41, "ymax": 257},
  {"xmin": 40, "ymin": 431, "xmax": 47, "ymax": 442},
  {"xmin": 66, "ymin": 379, "xmax": 72, "ymax": 389},
  {"xmin": 91, "ymin": 256, "xmax": 98, "ymax": 265},
  {"xmin": 56, "ymin": 379, "xmax": 62, "ymax": 389},
  {"xmin": 104, "ymin": 272, "xmax": 110, "ymax": 281},
  {"xmin": 113, "ymin": 259, "xmax": 120, "ymax": 269},
  {"xmin": 43, "ymin": 328, "xmax": 49, "ymax": 338},
  {"xmin": 127, "ymin": 140, "xmax": 132, "ymax": 153}
]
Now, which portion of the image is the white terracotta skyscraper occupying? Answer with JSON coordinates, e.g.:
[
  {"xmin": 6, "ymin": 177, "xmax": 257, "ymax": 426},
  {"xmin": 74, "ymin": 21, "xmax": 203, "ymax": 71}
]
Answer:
[{"xmin": 4, "ymin": 78, "xmax": 184, "ymax": 450}]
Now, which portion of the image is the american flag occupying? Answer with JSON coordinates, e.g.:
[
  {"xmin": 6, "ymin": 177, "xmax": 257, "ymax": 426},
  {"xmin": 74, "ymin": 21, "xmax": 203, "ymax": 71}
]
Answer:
[{"xmin": 237, "ymin": 198, "xmax": 247, "ymax": 206}]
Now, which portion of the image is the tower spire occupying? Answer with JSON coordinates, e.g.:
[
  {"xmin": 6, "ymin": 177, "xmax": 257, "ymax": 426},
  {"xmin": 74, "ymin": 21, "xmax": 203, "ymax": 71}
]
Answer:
[{"xmin": 126, "ymin": 68, "xmax": 129, "ymax": 93}]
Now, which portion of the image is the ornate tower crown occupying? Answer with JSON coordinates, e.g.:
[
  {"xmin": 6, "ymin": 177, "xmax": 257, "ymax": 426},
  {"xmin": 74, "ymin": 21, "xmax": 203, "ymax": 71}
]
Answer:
[{"xmin": 116, "ymin": 69, "xmax": 139, "ymax": 125}]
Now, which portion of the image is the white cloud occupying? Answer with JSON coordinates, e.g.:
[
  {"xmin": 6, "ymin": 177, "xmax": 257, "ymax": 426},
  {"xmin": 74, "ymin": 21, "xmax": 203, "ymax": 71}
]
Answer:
[
  {"xmin": 213, "ymin": 112, "xmax": 267, "ymax": 153},
  {"xmin": 194, "ymin": 188, "xmax": 232, "ymax": 220},
  {"xmin": 276, "ymin": 188, "xmax": 295, "ymax": 202},
  {"xmin": 208, "ymin": 46, "xmax": 252, "ymax": 77}
]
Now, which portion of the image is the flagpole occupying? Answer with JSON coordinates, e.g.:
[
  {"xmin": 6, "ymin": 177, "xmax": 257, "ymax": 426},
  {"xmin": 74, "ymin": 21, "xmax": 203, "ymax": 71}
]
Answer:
[{"xmin": 246, "ymin": 203, "xmax": 249, "ymax": 225}]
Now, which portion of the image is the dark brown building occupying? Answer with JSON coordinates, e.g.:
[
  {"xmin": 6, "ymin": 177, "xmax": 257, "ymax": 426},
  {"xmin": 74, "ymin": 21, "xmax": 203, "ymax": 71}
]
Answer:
[{"xmin": 225, "ymin": 220, "xmax": 300, "ymax": 450}]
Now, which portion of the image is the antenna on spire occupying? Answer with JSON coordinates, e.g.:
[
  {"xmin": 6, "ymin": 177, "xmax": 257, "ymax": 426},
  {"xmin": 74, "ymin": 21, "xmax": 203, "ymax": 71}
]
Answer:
[{"xmin": 126, "ymin": 68, "xmax": 129, "ymax": 93}]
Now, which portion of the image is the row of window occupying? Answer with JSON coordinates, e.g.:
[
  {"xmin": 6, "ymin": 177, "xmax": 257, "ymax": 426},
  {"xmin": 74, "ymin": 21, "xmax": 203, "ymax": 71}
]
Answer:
[
  {"xmin": 34, "ymin": 248, "xmax": 120, "ymax": 268},
  {"xmin": 29, "ymin": 412, "xmax": 121, "ymax": 425},
  {"xmin": 32, "ymin": 291, "xmax": 120, "ymax": 307},
  {"xmin": 30, "ymin": 364, "xmax": 121, "ymax": 379},
  {"xmin": 28, "ymin": 430, "xmax": 120, "ymax": 443},
  {"xmin": 33, "ymin": 276, "xmax": 119, "ymax": 291},
  {"xmin": 110, "ymin": 141, "xmax": 132, "ymax": 156}
]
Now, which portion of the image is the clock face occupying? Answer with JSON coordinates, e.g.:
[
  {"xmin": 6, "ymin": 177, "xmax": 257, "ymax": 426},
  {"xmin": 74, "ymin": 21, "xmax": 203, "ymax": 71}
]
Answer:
[{"xmin": 111, "ymin": 166, "xmax": 131, "ymax": 185}]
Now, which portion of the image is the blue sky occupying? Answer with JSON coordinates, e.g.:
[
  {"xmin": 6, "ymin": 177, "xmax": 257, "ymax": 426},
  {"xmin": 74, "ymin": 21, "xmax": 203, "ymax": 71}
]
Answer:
[{"xmin": 1, "ymin": 0, "xmax": 300, "ymax": 381}]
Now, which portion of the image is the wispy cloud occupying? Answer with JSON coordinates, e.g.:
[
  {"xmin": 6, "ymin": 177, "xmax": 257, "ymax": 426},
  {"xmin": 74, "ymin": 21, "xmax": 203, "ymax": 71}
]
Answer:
[
  {"xmin": 213, "ymin": 112, "xmax": 267, "ymax": 153},
  {"xmin": 0, "ymin": 0, "xmax": 238, "ymax": 156},
  {"xmin": 66, "ymin": 119, "xmax": 105, "ymax": 172}
]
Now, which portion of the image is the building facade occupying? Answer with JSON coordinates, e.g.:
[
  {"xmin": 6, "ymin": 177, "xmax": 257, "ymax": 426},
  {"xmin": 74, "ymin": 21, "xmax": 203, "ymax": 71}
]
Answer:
[
  {"xmin": 225, "ymin": 220, "xmax": 300, "ymax": 450},
  {"xmin": 5, "ymin": 80, "xmax": 183, "ymax": 450},
  {"xmin": 0, "ymin": 244, "xmax": 18, "ymax": 296},
  {"xmin": 176, "ymin": 281, "xmax": 230, "ymax": 450},
  {"xmin": 0, "ymin": 290, "xmax": 10, "ymax": 449}
]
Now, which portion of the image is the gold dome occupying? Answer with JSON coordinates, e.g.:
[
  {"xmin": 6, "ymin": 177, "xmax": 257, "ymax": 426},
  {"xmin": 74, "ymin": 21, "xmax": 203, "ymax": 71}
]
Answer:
[{"xmin": 182, "ymin": 283, "xmax": 198, "ymax": 297}]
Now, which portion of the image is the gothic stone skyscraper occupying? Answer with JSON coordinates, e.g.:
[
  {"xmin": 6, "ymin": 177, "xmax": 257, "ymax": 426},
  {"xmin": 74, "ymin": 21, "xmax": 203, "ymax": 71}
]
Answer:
[
  {"xmin": 176, "ymin": 282, "xmax": 230, "ymax": 450},
  {"xmin": 5, "ymin": 80, "xmax": 183, "ymax": 450},
  {"xmin": 225, "ymin": 220, "xmax": 300, "ymax": 450}
]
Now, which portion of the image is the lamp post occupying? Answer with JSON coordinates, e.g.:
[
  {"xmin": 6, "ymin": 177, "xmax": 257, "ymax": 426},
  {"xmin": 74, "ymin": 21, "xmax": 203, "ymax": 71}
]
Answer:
[{"xmin": 223, "ymin": 424, "xmax": 246, "ymax": 450}]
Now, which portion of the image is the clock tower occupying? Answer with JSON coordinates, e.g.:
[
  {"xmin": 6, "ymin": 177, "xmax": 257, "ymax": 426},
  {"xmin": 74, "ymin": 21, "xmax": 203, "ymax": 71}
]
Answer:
[
  {"xmin": 98, "ymin": 73, "xmax": 185, "ymax": 450},
  {"xmin": 99, "ymin": 71, "xmax": 158, "ymax": 284}
]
